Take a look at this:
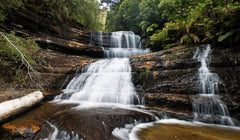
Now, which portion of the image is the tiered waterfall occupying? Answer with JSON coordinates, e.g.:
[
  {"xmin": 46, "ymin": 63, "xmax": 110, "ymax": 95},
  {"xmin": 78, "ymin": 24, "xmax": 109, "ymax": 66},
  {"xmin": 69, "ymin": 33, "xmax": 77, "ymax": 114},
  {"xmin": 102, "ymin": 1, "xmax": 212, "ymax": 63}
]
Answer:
[{"xmin": 56, "ymin": 31, "xmax": 150, "ymax": 104}]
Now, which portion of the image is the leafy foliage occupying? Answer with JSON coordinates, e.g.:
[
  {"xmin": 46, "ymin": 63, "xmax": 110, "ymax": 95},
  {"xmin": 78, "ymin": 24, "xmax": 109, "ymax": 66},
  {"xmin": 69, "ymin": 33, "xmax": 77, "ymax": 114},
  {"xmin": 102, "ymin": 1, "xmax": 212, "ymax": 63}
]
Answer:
[
  {"xmin": 0, "ymin": 0, "xmax": 103, "ymax": 30},
  {"xmin": 0, "ymin": 0, "xmax": 23, "ymax": 30},
  {"xmin": 139, "ymin": 0, "xmax": 163, "ymax": 36},
  {"xmin": 0, "ymin": 32, "xmax": 40, "ymax": 85},
  {"xmin": 106, "ymin": 0, "xmax": 240, "ymax": 50},
  {"xmin": 106, "ymin": 0, "xmax": 142, "ymax": 34}
]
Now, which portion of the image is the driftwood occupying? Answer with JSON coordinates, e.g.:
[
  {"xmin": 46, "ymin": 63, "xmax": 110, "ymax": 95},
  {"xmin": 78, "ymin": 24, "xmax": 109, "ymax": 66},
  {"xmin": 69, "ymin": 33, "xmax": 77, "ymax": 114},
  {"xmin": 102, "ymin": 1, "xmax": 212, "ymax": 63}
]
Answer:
[{"xmin": 0, "ymin": 91, "xmax": 44, "ymax": 124}]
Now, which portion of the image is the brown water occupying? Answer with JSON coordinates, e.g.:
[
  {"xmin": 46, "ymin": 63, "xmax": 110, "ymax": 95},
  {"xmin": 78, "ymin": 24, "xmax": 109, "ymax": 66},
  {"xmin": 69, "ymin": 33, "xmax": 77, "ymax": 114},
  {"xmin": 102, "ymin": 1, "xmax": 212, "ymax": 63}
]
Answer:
[{"xmin": 137, "ymin": 123, "xmax": 240, "ymax": 140}]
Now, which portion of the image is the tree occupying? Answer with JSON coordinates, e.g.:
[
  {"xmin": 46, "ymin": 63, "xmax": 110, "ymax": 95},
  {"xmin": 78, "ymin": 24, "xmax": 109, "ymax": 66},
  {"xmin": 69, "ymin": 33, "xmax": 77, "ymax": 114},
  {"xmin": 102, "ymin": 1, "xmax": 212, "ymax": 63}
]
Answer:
[
  {"xmin": 106, "ymin": 0, "xmax": 142, "ymax": 34},
  {"xmin": 0, "ymin": 0, "xmax": 23, "ymax": 30},
  {"xmin": 139, "ymin": 0, "xmax": 163, "ymax": 36},
  {"xmin": 0, "ymin": 0, "xmax": 103, "ymax": 30}
]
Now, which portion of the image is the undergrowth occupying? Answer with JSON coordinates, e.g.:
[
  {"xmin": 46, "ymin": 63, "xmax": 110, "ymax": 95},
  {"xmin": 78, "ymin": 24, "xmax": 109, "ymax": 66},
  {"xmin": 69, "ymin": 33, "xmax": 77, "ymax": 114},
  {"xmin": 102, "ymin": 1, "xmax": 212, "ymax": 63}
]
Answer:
[{"xmin": 0, "ymin": 32, "xmax": 43, "ymax": 89}]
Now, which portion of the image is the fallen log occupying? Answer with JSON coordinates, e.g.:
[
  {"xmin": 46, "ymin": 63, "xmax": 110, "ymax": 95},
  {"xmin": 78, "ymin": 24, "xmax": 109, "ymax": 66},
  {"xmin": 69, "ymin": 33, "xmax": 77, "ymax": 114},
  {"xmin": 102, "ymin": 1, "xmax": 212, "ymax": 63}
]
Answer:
[{"xmin": 0, "ymin": 91, "xmax": 44, "ymax": 124}]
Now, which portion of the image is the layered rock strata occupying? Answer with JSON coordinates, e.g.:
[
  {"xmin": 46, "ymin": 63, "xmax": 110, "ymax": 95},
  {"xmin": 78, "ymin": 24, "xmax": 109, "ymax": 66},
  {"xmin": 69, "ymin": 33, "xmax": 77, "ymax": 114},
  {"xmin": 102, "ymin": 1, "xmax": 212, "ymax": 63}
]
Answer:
[{"xmin": 130, "ymin": 45, "xmax": 240, "ymax": 120}]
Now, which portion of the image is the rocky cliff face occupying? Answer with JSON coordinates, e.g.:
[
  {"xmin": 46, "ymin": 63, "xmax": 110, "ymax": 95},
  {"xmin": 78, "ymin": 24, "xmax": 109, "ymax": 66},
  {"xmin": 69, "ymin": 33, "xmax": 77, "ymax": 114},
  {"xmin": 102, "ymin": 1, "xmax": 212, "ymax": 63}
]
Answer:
[
  {"xmin": 33, "ymin": 49, "xmax": 98, "ymax": 90},
  {"xmin": 130, "ymin": 45, "xmax": 240, "ymax": 120},
  {"xmin": 1, "ymin": 6, "xmax": 102, "ymax": 90},
  {"xmin": 4, "ymin": 7, "xmax": 103, "ymax": 58}
]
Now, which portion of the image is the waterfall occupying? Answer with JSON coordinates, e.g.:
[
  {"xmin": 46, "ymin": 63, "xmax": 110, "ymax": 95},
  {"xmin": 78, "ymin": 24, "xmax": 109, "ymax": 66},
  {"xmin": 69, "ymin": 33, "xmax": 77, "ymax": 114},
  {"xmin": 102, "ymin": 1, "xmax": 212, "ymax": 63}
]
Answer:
[
  {"xmin": 104, "ymin": 31, "xmax": 150, "ymax": 58},
  {"xmin": 193, "ymin": 45, "xmax": 220, "ymax": 94},
  {"xmin": 90, "ymin": 31, "xmax": 103, "ymax": 46},
  {"xmin": 57, "ymin": 31, "xmax": 150, "ymax": 105},
  {"xmin": 98, "ymin": 31, "xmax": 103, "ymax": 46},
  {"xmin": 192, "ymin": 44, "xmax": 235, "ymax": 125}
]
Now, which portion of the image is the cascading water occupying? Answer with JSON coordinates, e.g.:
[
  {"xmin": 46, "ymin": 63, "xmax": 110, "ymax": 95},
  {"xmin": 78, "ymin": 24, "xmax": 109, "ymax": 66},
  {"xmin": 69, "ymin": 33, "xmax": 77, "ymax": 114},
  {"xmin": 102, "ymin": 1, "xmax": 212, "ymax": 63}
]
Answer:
[
  {"xmin": 90, "ymin": 31, "xmax": 103, "ymax": 46},
  {"xmin": 56, "ymin": 31, "xmax": 150, "ymax": 105},
  {"xmin": 97, "ymin": 31, "xmax": 103, "ymax": 46},
  {"xmin": 104, "ymin": 31, "xmax": 150, "ymax": 58},
  {"xmin": 192, "ymin": 44, "xmax": 235, "ymax": 125}
]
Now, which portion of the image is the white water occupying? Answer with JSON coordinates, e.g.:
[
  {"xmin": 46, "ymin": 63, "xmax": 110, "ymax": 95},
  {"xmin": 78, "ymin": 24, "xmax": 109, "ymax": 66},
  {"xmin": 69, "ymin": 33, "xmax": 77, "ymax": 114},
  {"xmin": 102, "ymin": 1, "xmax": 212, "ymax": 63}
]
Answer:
[
  {"xmin": 104, "ymin": 31, "xmax": 150, "ymax": 58},
  {"xmin": 44, "ymin": 121, "xmax": 59, "ymax": 140},
  {"xmin": 192, "ymin": 44, "xmax": 235, "ymax": 125},
  {"xmin": 111, "ymin": 44, "xmax": 238, "ymax": 140},
  {"xmin": 97, "ymin": 31, "xmax": 103, "ymax": 46},
  {"xmin": 43, "ymin": 121, "xmax": 81, "ymax": 140},
  {"xmin": 56, "ymin": 31, "xmax": 150, "ymax": 105},
  {"xmin": 63, "ymin": 58, "xmax": 137, "ymax": 104},
  {"xmin": 90, "ymin": 31, "xmax": 103, "ymax": 46},
  {"xmin": 193, "ymin": 45, "xmax": 220, "ymax": 94}
]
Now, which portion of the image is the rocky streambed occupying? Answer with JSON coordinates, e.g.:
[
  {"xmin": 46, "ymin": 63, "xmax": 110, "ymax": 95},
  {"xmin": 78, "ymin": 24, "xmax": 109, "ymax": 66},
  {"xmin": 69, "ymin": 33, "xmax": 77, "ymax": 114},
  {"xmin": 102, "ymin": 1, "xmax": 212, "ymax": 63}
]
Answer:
[
  {"xmin": 1, "ymin": 15, "xmax": 240, "ymax": 139},
  {"xmin": 0, "ymin": 100, "xmax": 194, "ymax": 139},
  {"xmin": 0, "ymin": 45, "xmax": 240, "ymax": 139}
]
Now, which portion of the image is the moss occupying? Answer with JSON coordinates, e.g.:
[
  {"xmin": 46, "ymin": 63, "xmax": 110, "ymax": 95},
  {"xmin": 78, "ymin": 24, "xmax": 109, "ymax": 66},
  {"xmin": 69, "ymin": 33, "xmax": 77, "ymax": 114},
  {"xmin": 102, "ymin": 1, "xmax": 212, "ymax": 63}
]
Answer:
[
  {"xmin": 169, "ymin": 55, "xmax": 178, "ymax": 60},
  {"xmin": 0, "ymin": 77, "xmax": 4, "ymax": 84},
  {"xmin": 142, "ymin": 81, "xmax": 147, "ymax": 89},
  {"xmin": 139, "ymin": 68, "xmax": 151, "ymax": 89},
  {"xmin": 0, "ymin": 32, "xmax": 44, "ymax": 87},
  {"xmin": 0, "ymin": 32, "xmax": 39, "ymax": 64},
  {"xmin": 163, "ymin": 43, "xmax": 175, "ymax": 50}
]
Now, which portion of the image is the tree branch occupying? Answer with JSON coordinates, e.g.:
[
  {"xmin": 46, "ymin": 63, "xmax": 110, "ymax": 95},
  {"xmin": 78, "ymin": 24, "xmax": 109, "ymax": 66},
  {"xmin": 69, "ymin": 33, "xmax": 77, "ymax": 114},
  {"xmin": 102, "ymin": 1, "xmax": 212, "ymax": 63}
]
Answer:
[{"xmin": 0, "ymin": 32, "xmax": 42, "ymax": 89}]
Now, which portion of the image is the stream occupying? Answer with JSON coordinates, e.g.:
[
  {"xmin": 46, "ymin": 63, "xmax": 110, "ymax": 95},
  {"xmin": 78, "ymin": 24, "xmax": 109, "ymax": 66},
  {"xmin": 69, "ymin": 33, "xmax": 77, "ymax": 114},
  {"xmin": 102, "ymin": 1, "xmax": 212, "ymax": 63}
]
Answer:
[{"xmin": 0, "ymin": 31, "xmax": 239, "ymax": 140}]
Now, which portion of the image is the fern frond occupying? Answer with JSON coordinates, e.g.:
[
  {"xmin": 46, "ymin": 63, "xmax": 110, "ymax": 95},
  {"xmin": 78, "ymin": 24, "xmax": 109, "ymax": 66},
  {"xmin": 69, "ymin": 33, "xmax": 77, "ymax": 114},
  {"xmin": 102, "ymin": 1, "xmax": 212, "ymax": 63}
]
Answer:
[
  {"xmin": 190, "ymin": 33, "xmax": 200, "ymax": 43},
  {"xmin": 180, "ymin": 34, "xmax": 189, "ymax": 44},
  {"xmin": 218, "ymin": 30, "xmax": 234, "ymax": 42}
]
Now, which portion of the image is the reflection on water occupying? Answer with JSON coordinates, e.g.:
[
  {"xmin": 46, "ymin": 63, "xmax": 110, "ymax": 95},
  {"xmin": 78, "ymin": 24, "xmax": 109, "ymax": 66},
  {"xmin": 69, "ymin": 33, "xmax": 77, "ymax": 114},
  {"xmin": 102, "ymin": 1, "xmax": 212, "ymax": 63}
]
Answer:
[{"xmin": 133, "ymin": 119, "xmax": 240, "ymax": 140}]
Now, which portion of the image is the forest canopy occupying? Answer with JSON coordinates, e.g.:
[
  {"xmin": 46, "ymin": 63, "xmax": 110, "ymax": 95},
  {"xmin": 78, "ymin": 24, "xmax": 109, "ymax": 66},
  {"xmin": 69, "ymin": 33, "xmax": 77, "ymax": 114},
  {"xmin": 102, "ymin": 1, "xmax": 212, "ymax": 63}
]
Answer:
[
  {"xmin": 1, "ymin": 0, "xmax": 239, "ymax": 50},
  {"xmin": 0, "ymin": 0, "xmax": 103, "ymax": 31},
  {"xmin": 106, "ymin": 0, "xmax": 240, "ymax": 50}
]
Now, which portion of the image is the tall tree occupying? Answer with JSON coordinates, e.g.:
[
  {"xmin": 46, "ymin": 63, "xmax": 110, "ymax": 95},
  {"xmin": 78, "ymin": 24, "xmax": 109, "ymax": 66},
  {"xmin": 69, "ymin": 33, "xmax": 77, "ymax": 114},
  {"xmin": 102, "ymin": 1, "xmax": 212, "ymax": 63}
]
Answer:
[{"xmin": 106, "ymin": 0, "xmax": 142, "ymax": 34}]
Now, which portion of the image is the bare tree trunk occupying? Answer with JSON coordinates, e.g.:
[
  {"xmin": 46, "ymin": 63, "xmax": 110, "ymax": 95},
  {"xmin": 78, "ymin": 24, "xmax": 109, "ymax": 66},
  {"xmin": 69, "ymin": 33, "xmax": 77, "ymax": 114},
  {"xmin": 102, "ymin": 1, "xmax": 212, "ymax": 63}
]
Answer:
[{"xmin": 0, "ymin": 91, "xmax": 44, "ymax": 124}]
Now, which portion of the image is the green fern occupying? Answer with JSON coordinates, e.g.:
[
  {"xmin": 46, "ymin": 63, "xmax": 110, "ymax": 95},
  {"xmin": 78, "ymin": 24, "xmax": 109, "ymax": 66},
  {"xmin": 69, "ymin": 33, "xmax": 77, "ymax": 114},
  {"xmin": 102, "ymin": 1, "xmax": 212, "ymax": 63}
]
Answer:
[
  {"xmin": 146, "ymin": 23, "xmax": 158, "ymax": 32},
  {"xmin": 150, "ymin": 30, "xmax": 168, "ymax": 42},
  {"xmin": 218, "ymin": 30, "xmax": 234, "ymax": 42}
]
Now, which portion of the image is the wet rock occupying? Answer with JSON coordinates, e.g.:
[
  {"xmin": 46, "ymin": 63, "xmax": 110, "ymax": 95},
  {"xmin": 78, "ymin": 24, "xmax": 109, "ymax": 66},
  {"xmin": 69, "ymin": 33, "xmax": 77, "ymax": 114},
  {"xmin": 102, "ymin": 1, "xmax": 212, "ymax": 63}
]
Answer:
[
  {"xmin": 130, "ymin": 46, "xmax": 199, "ymax": 96},
  {"xmin": 35, "ymin": 37, "xmax": 103, "ymax": 58},
  {"xmin": 130, "ymin": 45, "xmax": 240, "ymax": 121},
  {"xmin": 42, "ymin": 90, "xmax": 62, "ymax": 101},
  {"xmin": 34, "ymin": 107, "xmax": 156, "ymax": 140},
  {"xmin": 0, "ymin": 102, "xmax": 77, "ymax": 139},
  {"xmin": 143, "ymin": 93, "xmax": 191, "ymax": 111},
  {"xmin": 31, "ymin": 49, "xmax": 98, "ymax": 89},
  {"xmin": 0, "ymin": 100, "xmax": 194, "ymax": 140},
  {"xmin": 221, "ymin": 94, "xmax": 240, "ymax": 122},
  {"xmin": 1, "ymin": 121, "xmax": 40, "ymax": 138},
  {"xmin": 90, "ymin": 31, "xmax": 112, "ymax": 47}
]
